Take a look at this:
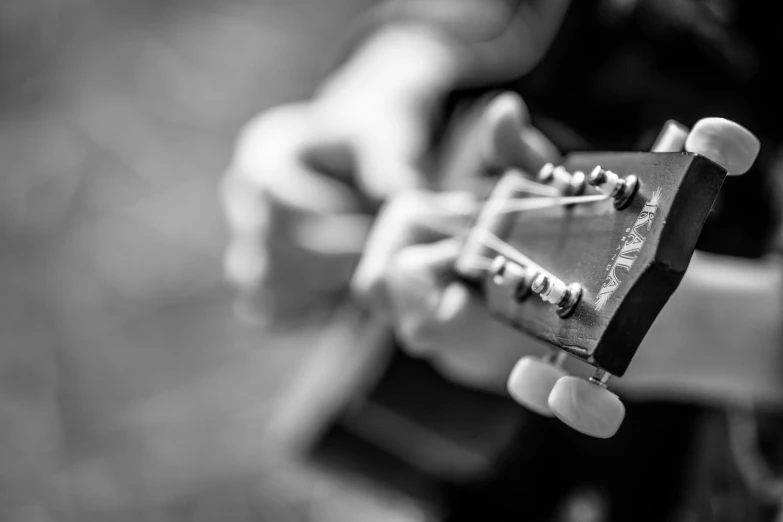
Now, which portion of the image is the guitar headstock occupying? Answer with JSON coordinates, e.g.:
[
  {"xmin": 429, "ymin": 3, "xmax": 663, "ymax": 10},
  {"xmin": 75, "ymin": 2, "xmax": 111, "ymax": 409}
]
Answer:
[{"xmin": 455, "ymin": 117, "xmax": 760, "ymax": 438}]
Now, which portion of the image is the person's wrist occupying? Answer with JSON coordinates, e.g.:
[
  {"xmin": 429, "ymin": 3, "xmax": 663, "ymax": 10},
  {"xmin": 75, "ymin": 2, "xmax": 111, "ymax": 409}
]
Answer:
[{"xmin": 618, "ymin": 252, "xmax": 783, "ymax": 404}]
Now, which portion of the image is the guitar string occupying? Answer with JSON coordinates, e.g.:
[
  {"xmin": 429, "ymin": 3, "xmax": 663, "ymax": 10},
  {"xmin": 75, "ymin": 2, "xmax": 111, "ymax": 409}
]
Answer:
[
  {"xmin": 482, "ymin": 193, "xmax": 609, "ymax": 216},
  {"xmin": 470, "ymin": 229, "xmax": 551, "ymax": 279},
  {"xmin": 392, "ymin": 220, "xmax": 542, "ymax": 277},
  {"xmin": 449, "ymin": 174, "xmax": 559, "ymax": 198},
  {"xmin": 390, "ymin": 188, "xmax": 606, "ymax": 275},
  {"xmin": 505, "ymin": 176, "xmax": 561, "ymax": 197},
  {"xmin": 430, "ymin": 192, "xmax": 609, "ymax": 231},
  {"xmin": 449, "ymin": 172, "xmax": 601, "ymax": 214},
  {"xmin": 413, "ymin": 193, "xmax": 608, "ymax": 261}
]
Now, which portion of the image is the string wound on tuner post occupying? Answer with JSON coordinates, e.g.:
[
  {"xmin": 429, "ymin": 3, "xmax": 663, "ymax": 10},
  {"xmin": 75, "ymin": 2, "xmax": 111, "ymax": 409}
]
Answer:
[
  {"xmin": 588, "ymin": 166, "xmax": 638, "ymax": 209},
  {"xmin": 531, "ymin": 273, "xmax": 583, "ymax": 318},
  {"xmin": 589, "ymin": 368, "xmax": 612, "ymax": 388},
  {"xmin": 537, "ymin": 163, "xmax": 586, "ymax": 196}
]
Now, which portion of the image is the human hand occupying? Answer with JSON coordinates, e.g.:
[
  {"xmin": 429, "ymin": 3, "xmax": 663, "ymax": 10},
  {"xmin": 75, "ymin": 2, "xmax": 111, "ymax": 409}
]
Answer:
[
  {"xmin": 221, "ymin": 26, "xmax": 462, "ymax": 323},
  {"xmin": 354, "ymin": 100, "xmax": 783, "ymax": 404},
  {"xmin": 351, "ymin": 91, "xmax": 563, "ymax": 391},
  {"xmin": 350, "ymin": 188, "xmax": 552, "ymax": 392}
]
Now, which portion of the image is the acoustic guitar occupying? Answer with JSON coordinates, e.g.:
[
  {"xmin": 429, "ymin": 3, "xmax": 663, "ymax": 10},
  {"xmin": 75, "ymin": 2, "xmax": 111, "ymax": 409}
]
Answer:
[
  {"xmin": 456, "ymin": 116, "xmax": 759, "ymax": 438},
  {"xmin": 268, "ymin": 95, "xmax": 763, "ymax": 519}
]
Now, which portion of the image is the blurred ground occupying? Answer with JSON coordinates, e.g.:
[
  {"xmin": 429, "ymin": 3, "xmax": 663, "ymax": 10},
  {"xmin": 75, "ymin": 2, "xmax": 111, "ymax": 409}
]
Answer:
[{"xmin": 0, "ymin": 1, "xmax": 426, "ymax": 520}]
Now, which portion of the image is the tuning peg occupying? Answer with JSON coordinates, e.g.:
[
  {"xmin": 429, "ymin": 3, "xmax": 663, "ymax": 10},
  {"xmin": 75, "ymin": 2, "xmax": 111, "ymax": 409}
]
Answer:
[
  {"xmin": 684, "ymin": 118, "xmax": 760, "ymax": 175},
  {"xmin": 489, "ymin": 256, "xmax": 534, "ymax": 301},
  {"xmin": 537, "ymin": 163, "xmax": 586, "ymax": 195},
  {"xmin": 587, "ymin": 167, "xmax": 638, "ymax": 209},
  {"xmin": 548, "ymin": 370, "xmax": 625, "ymax": 438},
  {"xmin": 507, "ymin": 353, "xmax": 568, "ymax": 417},
  {"xmin": 530, "ymin": 273, "xmax": 582, "ymax": 318}
]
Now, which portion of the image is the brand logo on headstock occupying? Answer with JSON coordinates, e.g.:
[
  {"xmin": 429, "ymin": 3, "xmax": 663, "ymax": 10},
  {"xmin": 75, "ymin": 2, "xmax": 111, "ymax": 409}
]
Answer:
[{"xmin": 594, "ymin": 188, "xmax": 662, "ymax": 311}]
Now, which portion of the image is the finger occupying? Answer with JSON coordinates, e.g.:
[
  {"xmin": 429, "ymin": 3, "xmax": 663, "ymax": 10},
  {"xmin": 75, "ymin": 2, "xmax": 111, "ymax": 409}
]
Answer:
[
  {"xmin": 385, "ymin": 239, "xmax": 548, "ymax": 390},
  {"xmin": 293, "ymin": 213, "xmax": 373, "ymax": 257},
  {"xmin": 350, "ymin": 190, "xmax": 476, "ymax": 312},
  {"xmin": 230, "ymin": 104, "xmax": 364, "ymax": 215},
  {"xmin": 224, "ymin": 201, "xmax": 372, "ymax": 318},
  {"xmin": 226, "ymin": 210, "xmax": 372, "ymax": 326},
  {"xmin": 480, "ymin": 92, "xmax": 561, "ymax": 173},
  {"xmin": 222, "ymin": 104, "xmax": 375, "ymax": 320},
  {"xmin": 222, "ymin": 163, "xmax": 370, "ymax": 289},
  {"xmin": 223, "ymin": 222, "xmax": 267, "ymax": 291},
  {"xmin": 229, "ymin": 238, "xmax": 357, "ymax": 325},
  {"xmin": 429, "ymin": 347, "xmax": 521, "ymax": 393},
  {"xmin": 224, "ymin": 103, "xmax": 374, "ymax": 254},
  {"xmin": 384, "ymin": 239, "xmax": 460, "ymax": 340},
  {"xmin": 387, "ymin": 241, "xmax": 526, "ymax": 355}
]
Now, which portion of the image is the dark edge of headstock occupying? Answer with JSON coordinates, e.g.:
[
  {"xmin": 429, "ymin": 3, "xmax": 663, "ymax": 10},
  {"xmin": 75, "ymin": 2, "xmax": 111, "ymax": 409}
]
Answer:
[{"xmin": 594, "ymin": 154, "xmax": 727, "ymax": 375}]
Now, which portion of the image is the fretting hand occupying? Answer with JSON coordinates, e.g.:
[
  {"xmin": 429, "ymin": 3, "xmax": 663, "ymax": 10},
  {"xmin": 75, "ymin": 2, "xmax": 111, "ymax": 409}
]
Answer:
[{"xmin": 220, "ymin": 27, "xmax": 460, "ymax": 322}]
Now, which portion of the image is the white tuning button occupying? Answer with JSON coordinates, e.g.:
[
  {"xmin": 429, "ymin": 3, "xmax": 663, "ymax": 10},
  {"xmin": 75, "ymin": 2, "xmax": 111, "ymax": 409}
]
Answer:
[
  {"xmin": 685, "ymin": 118, "xmax": 761, "ymax": 175},
  {"xmin": 507, "ymin": 354, "xmax": 568, "ymax": 417},
  {"xmin": 548, "ymin": 374, "xmax": 625, "ymax": 439}
]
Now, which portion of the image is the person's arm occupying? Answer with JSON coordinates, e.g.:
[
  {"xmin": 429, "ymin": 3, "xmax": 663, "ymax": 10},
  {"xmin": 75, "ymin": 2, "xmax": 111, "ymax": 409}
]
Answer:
[
  {"xmin": 356, "ymin": 192, "xmax": 783, "ymax": 405},
  {"xmin": 311, "ymin": 0, "xmax": 572, "ymax": 197},
  {"xmin": 341, "ymin": 0, "xmax": 572, "ymax": 88},
  {"xmin": 610, "ymin": 252, "xmax": 783, "ymax": 405}
]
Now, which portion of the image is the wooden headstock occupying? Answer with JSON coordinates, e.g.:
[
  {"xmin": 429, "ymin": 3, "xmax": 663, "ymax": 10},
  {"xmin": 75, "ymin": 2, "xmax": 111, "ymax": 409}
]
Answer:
[
  {"xmin": 471, "ymin": 152, "xmax": 724, "ymax": 375},
  {"xmin": 455, "ymin": 118, "xmax": 760, "ymax": 437}
]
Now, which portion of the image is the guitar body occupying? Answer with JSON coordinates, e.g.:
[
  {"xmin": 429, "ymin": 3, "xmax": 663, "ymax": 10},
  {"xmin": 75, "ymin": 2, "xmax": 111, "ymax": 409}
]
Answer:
[
  {"xmin": 277, "ymin": 313, "xmax": 715, "ymax": 520},
  {"xmin": 295, "ymin": 324, "xmax": 525, "ymax": 507}
]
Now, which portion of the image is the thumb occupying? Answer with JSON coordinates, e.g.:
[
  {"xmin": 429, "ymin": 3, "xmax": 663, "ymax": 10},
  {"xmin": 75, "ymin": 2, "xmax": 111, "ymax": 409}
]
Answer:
[
  {"xmin": 386, "ymin": 238, "xmax": 544, "ymax": 390},
  {"xmin": 480, "ymin": 92, "xmax": 561, "ymax": 173}
]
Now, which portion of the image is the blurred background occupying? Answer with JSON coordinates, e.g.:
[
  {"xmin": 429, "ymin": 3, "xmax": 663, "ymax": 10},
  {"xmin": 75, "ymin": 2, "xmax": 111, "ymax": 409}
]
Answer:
[{"xmin": 0, "ymin": 1, "xmax": 429, "ymax": 520}]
